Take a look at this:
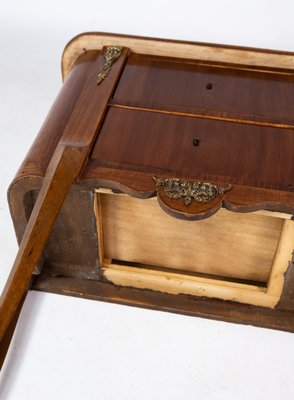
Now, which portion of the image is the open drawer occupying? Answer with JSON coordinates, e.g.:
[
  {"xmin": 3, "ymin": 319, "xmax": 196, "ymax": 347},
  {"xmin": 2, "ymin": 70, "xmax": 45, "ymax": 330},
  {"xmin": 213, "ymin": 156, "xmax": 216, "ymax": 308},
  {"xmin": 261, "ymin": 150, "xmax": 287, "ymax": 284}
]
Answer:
[{"xmin": 95, "ymin": 189, "xmax": 294, "ymax": 308}]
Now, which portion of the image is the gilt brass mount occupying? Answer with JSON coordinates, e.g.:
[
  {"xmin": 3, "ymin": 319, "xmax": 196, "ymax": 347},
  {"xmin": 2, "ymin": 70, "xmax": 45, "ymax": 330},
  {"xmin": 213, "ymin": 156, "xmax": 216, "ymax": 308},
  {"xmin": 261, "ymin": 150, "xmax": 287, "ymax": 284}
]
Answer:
[
  {"xmin": 153, "ymin": 176, "xmax": 232, "ymax": 205},
  {"xmin": 97, "ymin": 46, "xmax": 123, "ymax": 85}
]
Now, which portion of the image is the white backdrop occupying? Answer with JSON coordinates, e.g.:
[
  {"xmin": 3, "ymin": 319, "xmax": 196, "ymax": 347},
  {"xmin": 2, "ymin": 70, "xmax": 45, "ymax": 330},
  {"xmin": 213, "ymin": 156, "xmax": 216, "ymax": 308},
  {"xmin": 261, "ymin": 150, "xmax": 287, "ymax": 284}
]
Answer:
[{"xmin": 1, "ymin": 1, "xmax": 294, "ymax": 399}]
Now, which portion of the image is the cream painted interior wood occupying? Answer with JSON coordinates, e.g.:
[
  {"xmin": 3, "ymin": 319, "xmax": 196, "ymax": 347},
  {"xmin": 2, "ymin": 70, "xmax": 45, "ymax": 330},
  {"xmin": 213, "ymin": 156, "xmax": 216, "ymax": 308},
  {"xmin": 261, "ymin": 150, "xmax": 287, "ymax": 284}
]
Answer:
[
  {"xmin": 94, "ymin": 191, "xmax": 294, "ymax": 308},
  {"xmin": 62, "ymin": 33, "xmax": 294, "ymax": 79},
  {"xmin": 96, "ymin": 192, "xmax": 283, "ymax": 283},
  {"xmin": 102, "ymin": 263, "xmax": 272, "ymax": 308},
  {"xmin": 267, "ymin": 219, "xmax": 294, "ymax": 296}
]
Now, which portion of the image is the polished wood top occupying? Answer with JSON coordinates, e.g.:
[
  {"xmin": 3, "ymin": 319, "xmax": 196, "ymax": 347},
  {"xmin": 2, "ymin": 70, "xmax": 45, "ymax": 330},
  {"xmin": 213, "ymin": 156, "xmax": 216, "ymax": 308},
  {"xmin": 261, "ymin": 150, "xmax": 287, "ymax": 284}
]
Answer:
[
  {"xmin": 112, "ymin": 53, "xmax": 294, "ymax": 126},
  {"xmin": 81, "ymin": 51, "xmax": 294, "ymax": 219},
  {"xmin": 12, "ymin": 37, "xmax": 294, "ymax": 220}
]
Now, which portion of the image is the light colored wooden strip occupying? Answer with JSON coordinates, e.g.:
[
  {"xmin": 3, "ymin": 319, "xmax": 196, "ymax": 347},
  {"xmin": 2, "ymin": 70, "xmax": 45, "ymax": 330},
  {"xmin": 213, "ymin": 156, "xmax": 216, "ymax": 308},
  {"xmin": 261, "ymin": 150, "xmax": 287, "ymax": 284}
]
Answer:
[
  {"xmin": 62, "ymin": 33, "xmax": 294, "ymax": 79},
  {"xmin": 104, "ymin": 262, "xmax": 264, "ymax": 291},
  {"xmin": 102, "ymin": 263, "xmax": 280, "ymax": 308},
  {"xmin": 97, "ymin": 192, "xmax": 283, "ymax": 283},
  {"xmin": 109, "ymin": 103, "xmax": 294, "ymax": 130},
  {"xmin": 267, "ymin": 219, "xmax": 294, "ymax": 297},
  {"xmin": 253, "ymin": 210, "xmax": 293, "ymax": 220}
]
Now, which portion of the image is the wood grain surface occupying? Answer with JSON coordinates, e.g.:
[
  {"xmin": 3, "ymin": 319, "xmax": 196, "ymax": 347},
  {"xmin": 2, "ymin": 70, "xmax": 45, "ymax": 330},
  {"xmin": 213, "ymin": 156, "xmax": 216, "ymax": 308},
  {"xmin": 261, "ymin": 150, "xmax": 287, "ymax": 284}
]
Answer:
[
  {"xmin": 112, "ymin": 53, "xmax": 294, "ymax": 125},
  {"xmin": 5, "ymin": 33, "xmax": 294, "ymax": 335},
  {"xmin": 0, "ymin": 47, "xmax": 129, "ymax": 368},
  {"xmin": 32, "ymin": 272, "xmax": 294, "ymax": 332},
  {"xmin": 91, "ymin": 107, "xmax": 294, "ymax": 190},
  {"xmin": 96, "ymin": 191, "xmax": 283, "ymax": 282}
]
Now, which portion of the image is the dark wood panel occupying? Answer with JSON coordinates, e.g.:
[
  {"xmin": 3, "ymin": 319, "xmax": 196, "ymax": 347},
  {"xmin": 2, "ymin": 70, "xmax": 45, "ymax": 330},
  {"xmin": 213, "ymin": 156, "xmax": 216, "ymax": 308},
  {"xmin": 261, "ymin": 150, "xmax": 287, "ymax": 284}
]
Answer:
[
  {"xmin": 43, "ymin": 186, "xmax": 99, "ymax": 278},
  {"xmin": 90, "ymin": 107, "xmax": 294, "ymax": 191},
  {"xmin": 112, "ymin": 53, "xmax": 294, "ymax": 124},
  {"xmin": 32, "ymin": 273, "xmax": 294, "ymax": 333}
]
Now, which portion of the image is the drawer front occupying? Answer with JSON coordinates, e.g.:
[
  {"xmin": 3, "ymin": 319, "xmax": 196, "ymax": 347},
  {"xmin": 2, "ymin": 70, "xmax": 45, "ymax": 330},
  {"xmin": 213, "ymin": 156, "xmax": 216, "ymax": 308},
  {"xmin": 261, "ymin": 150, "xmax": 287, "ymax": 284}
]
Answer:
[{"xmin": 91, "ymin": 108, "xmax": 294, "ymax": 191}]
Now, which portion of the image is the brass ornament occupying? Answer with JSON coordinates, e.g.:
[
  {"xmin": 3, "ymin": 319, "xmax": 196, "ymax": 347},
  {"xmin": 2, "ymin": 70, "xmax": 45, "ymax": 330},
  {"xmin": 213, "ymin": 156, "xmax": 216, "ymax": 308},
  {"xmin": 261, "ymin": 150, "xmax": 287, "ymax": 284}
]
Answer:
[
  {"xmin": 97, "ymin": 46, "xmax": 123, "ymax": 85},
  {"xmin": 153, "ymin": 177, "xmax": 232, "ymax": 205}
]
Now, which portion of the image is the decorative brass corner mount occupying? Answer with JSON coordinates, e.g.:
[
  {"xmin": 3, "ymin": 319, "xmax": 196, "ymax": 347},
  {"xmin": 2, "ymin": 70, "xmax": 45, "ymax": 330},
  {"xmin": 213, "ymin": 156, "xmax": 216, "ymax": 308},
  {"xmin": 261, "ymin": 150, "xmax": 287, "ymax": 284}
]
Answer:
[
  {"xmin": 153, "ymin": 176, "xmax": 232, "ymax": 205},
  {"xmin": 97, "ymin": 46, "xmax": 123, "ymax": 85}
]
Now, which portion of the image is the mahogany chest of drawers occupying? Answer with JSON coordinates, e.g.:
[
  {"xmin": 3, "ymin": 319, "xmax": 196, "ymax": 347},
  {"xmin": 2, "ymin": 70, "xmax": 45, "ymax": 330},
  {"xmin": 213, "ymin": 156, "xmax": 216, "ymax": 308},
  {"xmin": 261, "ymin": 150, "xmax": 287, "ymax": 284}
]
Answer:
[{"xmin": 6, "ymin": 32, "xmax": 294, "ymax": 334}]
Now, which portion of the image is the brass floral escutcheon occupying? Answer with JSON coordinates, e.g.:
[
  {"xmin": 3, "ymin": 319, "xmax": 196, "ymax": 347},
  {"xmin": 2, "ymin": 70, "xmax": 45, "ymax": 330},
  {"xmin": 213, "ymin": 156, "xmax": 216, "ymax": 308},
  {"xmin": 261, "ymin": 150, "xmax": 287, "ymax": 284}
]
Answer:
[
  {"xmin": 153, "ymin": 176, "xmax": 232, "ymax": 205},
  {"xmin": 97, "ymin": 46, "xmax": 123, "ymax": 85}
]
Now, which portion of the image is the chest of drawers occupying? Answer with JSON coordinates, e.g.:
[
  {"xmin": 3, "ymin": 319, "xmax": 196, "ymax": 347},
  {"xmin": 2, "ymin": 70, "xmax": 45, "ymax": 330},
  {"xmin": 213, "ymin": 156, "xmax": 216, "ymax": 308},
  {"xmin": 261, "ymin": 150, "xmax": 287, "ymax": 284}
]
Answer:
[{"xmin": 5, "ymin": 33, "xmax": 294, "ymax": 339}]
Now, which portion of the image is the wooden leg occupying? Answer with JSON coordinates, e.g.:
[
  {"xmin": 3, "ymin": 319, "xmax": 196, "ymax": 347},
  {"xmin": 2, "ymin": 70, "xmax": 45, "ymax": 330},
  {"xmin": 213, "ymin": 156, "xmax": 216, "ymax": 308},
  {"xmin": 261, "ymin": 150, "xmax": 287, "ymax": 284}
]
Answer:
[
  {"xmin": 0, "ymin": 296, "xmax": 25, "ymax": 370},
  {"xmin": 0, "ymin": 144, "xmax": 87, "ymax": 369}
]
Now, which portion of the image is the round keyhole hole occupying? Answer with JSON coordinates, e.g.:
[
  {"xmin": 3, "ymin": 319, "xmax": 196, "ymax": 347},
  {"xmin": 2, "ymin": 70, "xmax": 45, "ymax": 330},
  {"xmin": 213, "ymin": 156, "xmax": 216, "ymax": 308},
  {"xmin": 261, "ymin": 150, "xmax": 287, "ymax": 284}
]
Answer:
[
  {"xmin": 206, "ymin": 83, "xmax": 213, "ymax": 90},
  {"xmin": 193, "ymin": 138, "xmax": 200, "ymax": 147}
]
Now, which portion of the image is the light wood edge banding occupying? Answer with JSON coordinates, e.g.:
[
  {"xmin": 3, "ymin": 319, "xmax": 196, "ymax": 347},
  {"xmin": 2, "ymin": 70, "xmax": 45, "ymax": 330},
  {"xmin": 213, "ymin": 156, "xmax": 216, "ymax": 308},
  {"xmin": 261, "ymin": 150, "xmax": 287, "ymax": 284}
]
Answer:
[
  {"xmin": 62, "ymin": 32, "xmax": 294, "ymax": 80},
  {"xmin": 267, "ymin": 219, "xmax": 294, "ymax": 297}
]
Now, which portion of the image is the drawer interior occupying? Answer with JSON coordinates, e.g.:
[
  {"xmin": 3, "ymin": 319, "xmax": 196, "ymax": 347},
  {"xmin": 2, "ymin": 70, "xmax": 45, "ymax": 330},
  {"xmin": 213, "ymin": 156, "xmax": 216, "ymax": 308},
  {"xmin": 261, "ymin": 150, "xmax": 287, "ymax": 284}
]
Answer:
[{"xmin": 95, "ymin": 190, "xmax": 294, "ymax": 308}]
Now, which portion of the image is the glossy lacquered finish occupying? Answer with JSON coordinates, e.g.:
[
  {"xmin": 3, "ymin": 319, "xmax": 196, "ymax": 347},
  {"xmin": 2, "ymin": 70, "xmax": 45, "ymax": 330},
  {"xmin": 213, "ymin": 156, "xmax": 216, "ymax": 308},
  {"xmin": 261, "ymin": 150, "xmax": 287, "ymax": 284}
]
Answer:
[
  {"xmin": 113, "ymin": 53, "xmax": 294, "ymax": 125},
  {"xmin": 85, "ymin": 51, "xmax": 294, "ymax": 220},
  {"xmin": 0, "ymin": 47, "xmax": 128, "ymax": 368},
  {"xmin": 13, "ymin": 39, "xmax": 294, "ymax": 221},
  {"xmin": 91, "ymin": 107, "xmax": 294, "ymax": 190},
  {"xmin": 4, "ymin": 33, "xmax": 294, "ymax": 341}
]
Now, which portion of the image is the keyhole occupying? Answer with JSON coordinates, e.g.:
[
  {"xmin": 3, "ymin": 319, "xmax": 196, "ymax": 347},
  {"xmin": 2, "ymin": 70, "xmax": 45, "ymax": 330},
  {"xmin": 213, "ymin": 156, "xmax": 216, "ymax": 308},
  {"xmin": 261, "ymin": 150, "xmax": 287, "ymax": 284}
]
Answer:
[
  {"xmin": 206, "ymin": 83, "xmax": 213, "ymax": 90},
  {"xmin": 193, "ymin": 138, "xmax": 200, "ymax": 147}
]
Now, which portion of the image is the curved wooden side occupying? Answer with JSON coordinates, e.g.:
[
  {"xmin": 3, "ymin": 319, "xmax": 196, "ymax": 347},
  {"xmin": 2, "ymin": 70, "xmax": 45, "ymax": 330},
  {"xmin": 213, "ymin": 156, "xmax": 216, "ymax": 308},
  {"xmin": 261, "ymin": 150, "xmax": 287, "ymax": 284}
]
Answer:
[
  {"xmin": 7, "ymin": 51, "xmax": 103, "ymax": 246},
  {"xmin": 8, "ymin": 176, "xmax": 43, "ymax": 245},
  {"xmin": 12, "ymin": 51, "xmax": 101, "ymax": 186}
]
